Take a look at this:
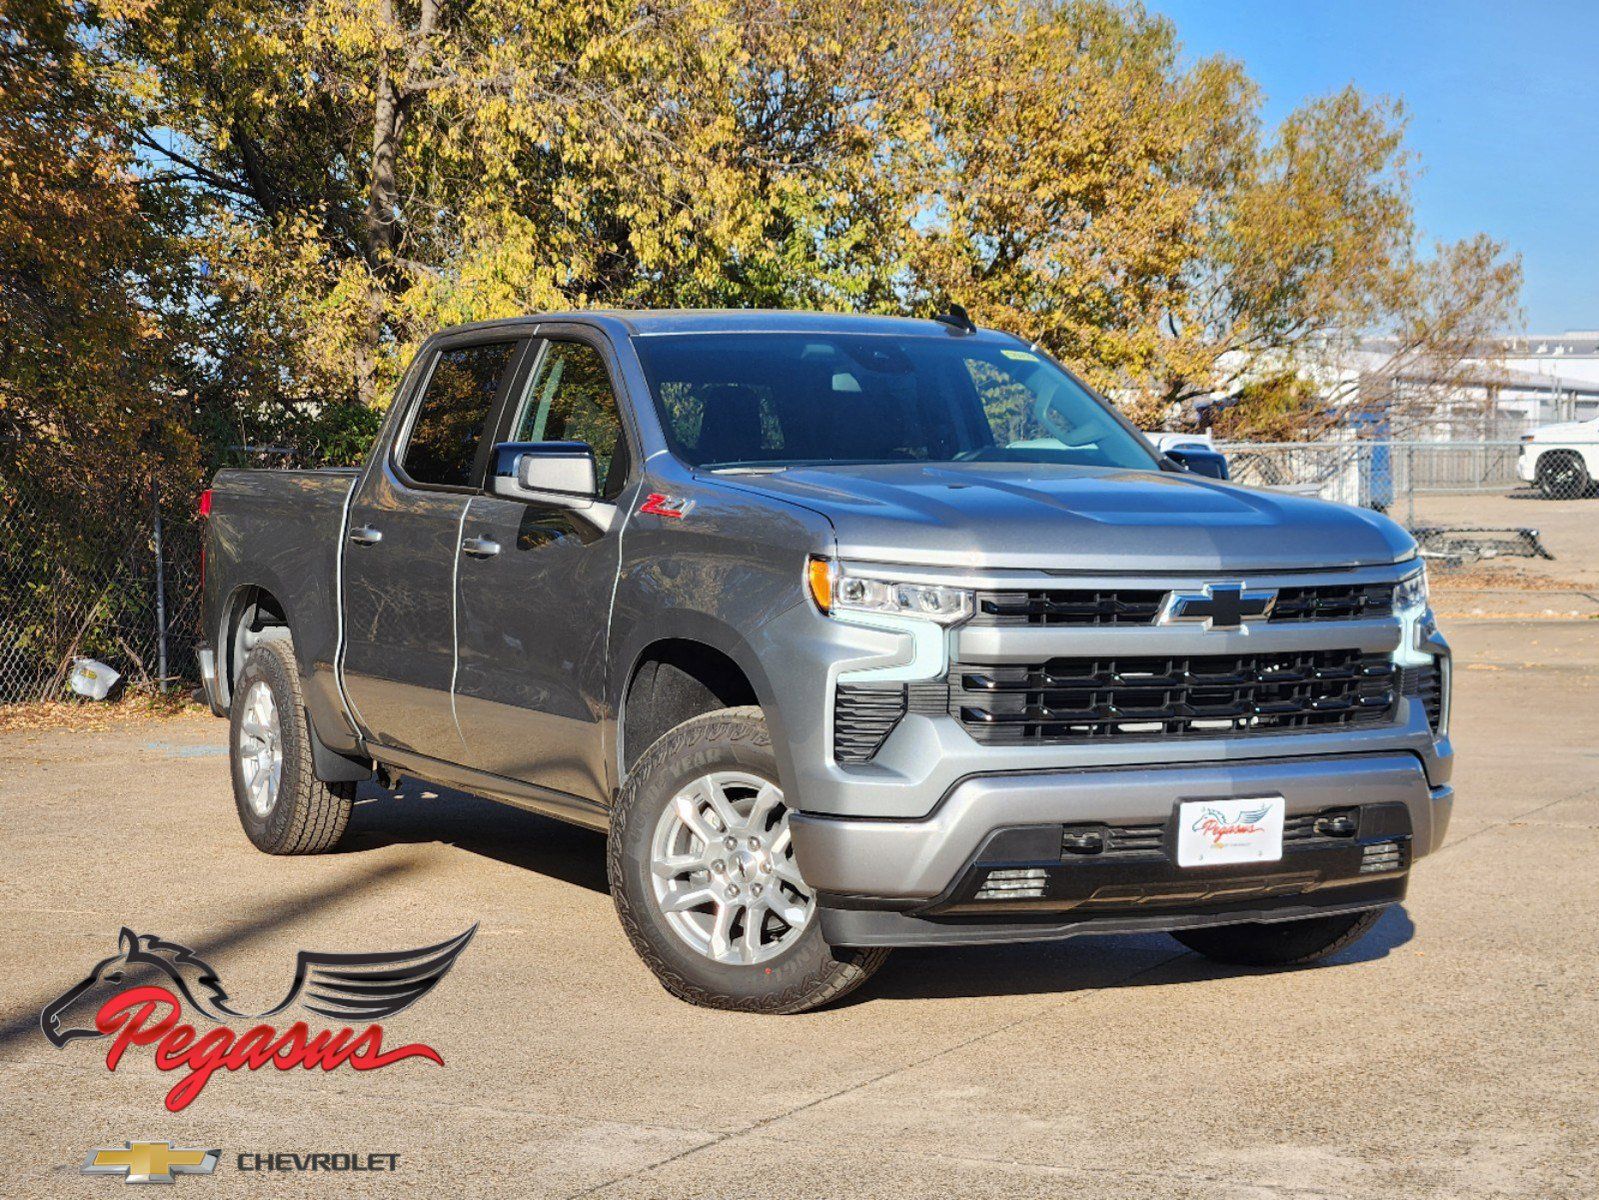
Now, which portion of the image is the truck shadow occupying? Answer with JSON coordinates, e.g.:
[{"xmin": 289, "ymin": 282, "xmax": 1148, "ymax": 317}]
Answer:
[
  {"xmin": 337, "ymin": 779, "xmax": 1418, "ymax": 1005},
  {"xmin": 849, "ymin": 905, "xmax": 1417, "ymax": 1003},
  {"xmin": 335, "ymin": 778, "xmax": 610, "ymax": 895}
]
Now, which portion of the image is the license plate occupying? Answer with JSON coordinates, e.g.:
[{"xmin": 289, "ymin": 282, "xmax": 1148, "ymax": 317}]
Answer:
[{"xmin": 1176, "ymin": 796, "xmax": 1286, "ymax": 867}]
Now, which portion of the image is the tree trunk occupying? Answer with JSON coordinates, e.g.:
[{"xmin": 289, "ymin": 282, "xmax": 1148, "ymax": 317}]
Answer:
[{"xmin": 357, "ymin": 7, "xmax": 405, "ymax": 409}]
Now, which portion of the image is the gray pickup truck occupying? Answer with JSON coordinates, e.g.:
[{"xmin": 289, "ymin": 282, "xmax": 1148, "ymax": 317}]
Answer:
[{"xmin": 200, "ymin": 310, "xmax": 1453, "ymax": 1012}]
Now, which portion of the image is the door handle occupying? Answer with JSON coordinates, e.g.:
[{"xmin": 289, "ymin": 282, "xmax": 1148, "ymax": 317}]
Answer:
[
  {"xmin": 461, "ymin": 536, "xmax": 501, "ymax": 558},
  {"xmin": 348, "ymin": 525, "xmax": 383, "ymax": 546}
]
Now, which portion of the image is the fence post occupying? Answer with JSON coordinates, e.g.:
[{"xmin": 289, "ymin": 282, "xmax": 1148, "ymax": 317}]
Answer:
[
  {"xmin": 1405, "ymin": 444, "xmax": 1416, "ymax": 528},
  {"xmin": 152, "ymin": 479, "xmax": 168, "ymax": 693}
]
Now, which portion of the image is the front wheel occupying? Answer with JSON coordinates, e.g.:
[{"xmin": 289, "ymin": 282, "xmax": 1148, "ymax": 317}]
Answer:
[
  {"xmin": 1171, "ymin": 908, "xmax": 1384, "ymax": 967},
  {"xmin": 608, "ymin": 707, "xmax": 887, "ymax": 1013}
]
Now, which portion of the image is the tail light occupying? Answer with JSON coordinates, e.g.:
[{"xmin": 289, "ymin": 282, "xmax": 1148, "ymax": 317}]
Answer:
[{"xmin": 198, "ymin": 489, "xmax": 212, "ymax": 591}]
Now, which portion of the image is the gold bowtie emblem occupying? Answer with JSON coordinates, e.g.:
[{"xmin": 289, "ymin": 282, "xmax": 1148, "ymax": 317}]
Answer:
[{"xmin": 82, "ymin": 1142, "xmax": 219, "ymax": 1184}]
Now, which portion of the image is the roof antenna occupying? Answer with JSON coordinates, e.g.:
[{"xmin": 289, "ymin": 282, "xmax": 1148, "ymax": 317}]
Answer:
[{"xmin": 933, "ymin": 303, "xmax": 977, "ymax": 334}]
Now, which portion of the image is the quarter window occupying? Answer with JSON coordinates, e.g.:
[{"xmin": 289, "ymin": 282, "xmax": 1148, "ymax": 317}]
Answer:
[{"xmin": 402, "ymin": 341, "xmax": 519, "ymax": 487}]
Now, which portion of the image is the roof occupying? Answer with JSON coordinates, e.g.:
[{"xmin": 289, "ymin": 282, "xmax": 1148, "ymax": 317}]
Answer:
[{"xmin": 431, "ymin": 309, "xmax": 1021, "ymax": 343}]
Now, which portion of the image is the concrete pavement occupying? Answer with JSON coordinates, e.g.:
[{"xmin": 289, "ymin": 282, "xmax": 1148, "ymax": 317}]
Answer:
[{"xmin": 2, "ymin": 618, "xmax": 1595, "ymax": 1198}]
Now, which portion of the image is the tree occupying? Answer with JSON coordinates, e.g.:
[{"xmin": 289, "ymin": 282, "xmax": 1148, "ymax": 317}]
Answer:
[
  {"xmin": 0, "ymin": 0, "xmax": 191, "ymax": 491},
  {"xmin": 113, "ymin": 0, "xmax": 960, "ymax": 421},
  {"xmin": 908, "ymin": 2, "xmax": 1520, "ymax": 432},
  {"xmin": 81, "ymin": 0, "xmax": 1518, "ymax": 443}
]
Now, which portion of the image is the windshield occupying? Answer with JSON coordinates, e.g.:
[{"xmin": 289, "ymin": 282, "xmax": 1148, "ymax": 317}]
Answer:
[{"xmin": 633, "ymin": 333, "xmax": 1159, "ymax": 472}]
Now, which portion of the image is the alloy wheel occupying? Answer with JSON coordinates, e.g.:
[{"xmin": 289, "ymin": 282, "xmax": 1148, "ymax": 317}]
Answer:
[
  {"xmin": 648, "ymin": 771, "xmax": 815, "ymax": 965},
  {"xmin": 237, "ymin": 680, "xmax": 283, "ymax": 817}
]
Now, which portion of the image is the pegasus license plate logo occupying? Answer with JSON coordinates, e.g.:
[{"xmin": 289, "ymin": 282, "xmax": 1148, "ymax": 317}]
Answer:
[{"xmin": 40, "ymin": 925, "xmax": 475, "ymax": 1111}]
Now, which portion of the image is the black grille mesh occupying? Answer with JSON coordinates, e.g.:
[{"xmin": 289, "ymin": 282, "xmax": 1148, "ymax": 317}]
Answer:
[
  {"xmin": 973, "ymin": 583, "xmax": 1394, "ymax": 627},
  {"xmin": 833, "ymin": 683, "xmax": 906, "ymax": 763},
  {"xmin": 1402, "ymin": 661, "xmax": 1445, "ymax": 731},
  {"xmin": 953, "ymin": 650, "xmax": 1397, "ymax": 744}
]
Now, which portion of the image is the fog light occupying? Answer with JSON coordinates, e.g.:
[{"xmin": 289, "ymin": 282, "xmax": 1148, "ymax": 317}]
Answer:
[
  {"xmin": 975, "ymin": 867, "xmax": 1048, "ymax": 900},
  {"xmin": 1359, "ymin": 841, "xmax": 1404, "ymax": 874}
]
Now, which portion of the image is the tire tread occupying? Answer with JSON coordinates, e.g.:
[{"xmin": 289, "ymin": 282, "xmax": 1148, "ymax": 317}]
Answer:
[{"xmin": 231, "ymin": 634, "xmax": 353, "ymax": 855}]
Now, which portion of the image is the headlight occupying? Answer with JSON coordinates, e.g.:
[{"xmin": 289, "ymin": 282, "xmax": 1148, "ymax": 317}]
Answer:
[
  {"xmin": 1393, "ymin": 563, "xmax": 1429, "ymax": 618},
  {"xmin": 807, "ymin": 557, "xmax": 973, "ymax": 626}
]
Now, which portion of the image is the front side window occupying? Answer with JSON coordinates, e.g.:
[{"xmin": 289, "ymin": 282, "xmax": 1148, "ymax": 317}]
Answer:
[
  {"xmin": 510, "ymin": 340, "xmax": 626, "ymax": 495},
  {"xmin": 402, "ymin": 341, "xmax": 519, "ymax": 487},
  {"xmin": 633, "ymin": 333, "xmax": 1158, "ymax": 473}
]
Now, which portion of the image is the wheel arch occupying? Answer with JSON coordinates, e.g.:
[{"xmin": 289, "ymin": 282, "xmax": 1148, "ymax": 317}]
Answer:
[
  {"xmin": 616, "ymin": 619, "xmax": 785, "ymax": 783},
  {"xmin": 216, "ymin": 582, "xmax": 293, "ymax": 711}
]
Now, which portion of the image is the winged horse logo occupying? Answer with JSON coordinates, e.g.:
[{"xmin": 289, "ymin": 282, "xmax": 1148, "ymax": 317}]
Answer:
[
  {"xmin": 1190, "ymin": 803, "xmax": 1273, "ymax": 847},
  {"xmin": 41, "ymin": 925, "xmax": 476, "ymax": 1047}
]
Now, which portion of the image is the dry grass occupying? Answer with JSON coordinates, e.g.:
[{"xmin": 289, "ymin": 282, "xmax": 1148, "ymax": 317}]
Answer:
[
  {"xmin": 0, "ymin": 690, "xmax": 208, "ymax": 733},
  {"xmin": 1432, "ymin": 563, "xmax": 1599, "ymax": 593}
]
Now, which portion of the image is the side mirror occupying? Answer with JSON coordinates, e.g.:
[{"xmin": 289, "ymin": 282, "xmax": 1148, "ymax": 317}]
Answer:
[
  {"xmin": 1163, "ymin": 445, "xmax": 1230, "ymax": 481},
  {"xmin": 490, "ymin": 441, "xmax": 614, "ymax": 529}
]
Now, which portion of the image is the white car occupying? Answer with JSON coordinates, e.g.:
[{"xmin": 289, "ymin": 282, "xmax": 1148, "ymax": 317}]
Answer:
[{"xmin": 1517, "ymin": 418, "xmax": 1599, "ymax": 498}]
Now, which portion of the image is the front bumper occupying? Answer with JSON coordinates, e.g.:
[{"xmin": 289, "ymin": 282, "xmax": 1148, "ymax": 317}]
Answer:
[{"xmin": 792, "ymin": 751, "xmax": 1452, "ymax": 948}]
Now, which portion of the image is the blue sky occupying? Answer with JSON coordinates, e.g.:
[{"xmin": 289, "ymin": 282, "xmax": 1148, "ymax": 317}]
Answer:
[{"xmin": 1146, "ymin": 0, "xmax": 1598, "ymax": 332}]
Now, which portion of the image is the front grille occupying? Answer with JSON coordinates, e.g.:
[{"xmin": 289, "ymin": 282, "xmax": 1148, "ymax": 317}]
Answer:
[
  {"xmin": 1269, "ymin": 583, "xmax": 1394, "ymax": 622},
  {"xmin": 953, "ymin": 650, "xmax": 1397, "ymax": 744},
  {"xmin": 833, "ymin": 683, "xmax": 906, "ymax": 763},
  {"xmin": 972, "ymin": 583, "xmax": 1394, "ymax": 627}
]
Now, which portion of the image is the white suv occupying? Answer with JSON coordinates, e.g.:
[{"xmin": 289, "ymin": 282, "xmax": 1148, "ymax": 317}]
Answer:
[{"xmin": 1518, "ymin": 418, "xmax": 1599, "ymax": 498}]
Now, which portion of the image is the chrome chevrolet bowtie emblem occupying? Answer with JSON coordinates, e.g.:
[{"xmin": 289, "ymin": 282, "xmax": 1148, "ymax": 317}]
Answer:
[{"xmin": 1156, "ymin": 583, "xmax": 1277, "ymax": 631}]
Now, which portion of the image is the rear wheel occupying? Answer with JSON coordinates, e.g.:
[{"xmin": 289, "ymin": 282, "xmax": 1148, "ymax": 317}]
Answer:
[
  {"xmin": 1537, "ymin": 451, "xmax": 1591, "ymax": 499},
  {"xmin": 1171, "ymin": 908, "xmax": 1384, "ymax": 967},
  {"xmin": 608, "ymin": 706, "xmax": 888, "ymax": 1012},
  {"xmin": 228, "ymin": 632, "xmax": 354, "ymax": 854}
]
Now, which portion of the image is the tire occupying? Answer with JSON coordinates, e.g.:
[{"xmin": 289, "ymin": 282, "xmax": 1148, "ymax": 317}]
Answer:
[
  {"xmin": 1171, "ymin": 908, "xmax": 1385, "ymax": 967},
  {"xmin": 1537, "ymin": 451, "xmax": 1591, "ymax": 499},
  {"xmin": 228, "ymin": 631, "xmax": 354, "ymax": 855},
  {"xmin": 608, "ymin": 706, "xmax": 888, "ymax": 1013}
]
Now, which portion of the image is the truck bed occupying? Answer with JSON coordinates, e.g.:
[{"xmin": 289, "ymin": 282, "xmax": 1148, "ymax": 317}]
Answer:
[{"xmin": 203, "ymin": 467, "xmax": 360, "ymax": 747}]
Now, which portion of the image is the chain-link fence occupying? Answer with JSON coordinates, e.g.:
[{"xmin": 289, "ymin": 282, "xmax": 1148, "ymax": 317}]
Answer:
[
  {"xmin": 1217, "ymin": 438, "xmax": 1599, "ymax": 519},
  {"xmin": 0, "ymin": 472, "xmax": 203, "ymax": 704},
  {"xmin": 4, "ymin": 435, "xmax": 1594, "ymax": 704}
]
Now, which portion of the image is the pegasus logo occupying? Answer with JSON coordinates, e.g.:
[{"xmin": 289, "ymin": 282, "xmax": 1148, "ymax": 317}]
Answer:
[
  {"xmin": 1191, "ymin": 802, "xmax": 1274, "ymax": 848},
  {"xmin": 40, "ymin": 925, "xmax": 474, "ymax": 1111},
  {"xmin": 1156, "ymin": 583, "xmax": 1276, "ymax": 631}
]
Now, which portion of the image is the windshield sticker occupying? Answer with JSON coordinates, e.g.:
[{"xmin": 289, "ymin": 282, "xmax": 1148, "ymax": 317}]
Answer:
[{"xmin": 1001, "ymin": 349, "xmax": 1040, "ymax": 362}]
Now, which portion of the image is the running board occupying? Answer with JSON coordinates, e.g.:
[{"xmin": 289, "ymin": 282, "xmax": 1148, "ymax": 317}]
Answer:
[{"xmin": 371, "ymin": 747, "xmax": 612, "ymax": 832}]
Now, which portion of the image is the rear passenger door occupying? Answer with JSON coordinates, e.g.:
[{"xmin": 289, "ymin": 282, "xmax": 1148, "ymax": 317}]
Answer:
[
  {"xmin": 342, "ymin": 335, "xmax": 527, "ymax": 761},
  {"xmin": 451, "ymin": 331, "xmax": 633, "ymax": 801}
]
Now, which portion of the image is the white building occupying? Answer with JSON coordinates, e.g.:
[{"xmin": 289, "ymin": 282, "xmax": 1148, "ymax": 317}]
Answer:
[
  {"xmin": 1339, "ymin": 332, "xmax": 1599, "ymax": 437},
  {"xmin": 1495, "ymin": 332, "xmax": 1599, "ymax": 424}
]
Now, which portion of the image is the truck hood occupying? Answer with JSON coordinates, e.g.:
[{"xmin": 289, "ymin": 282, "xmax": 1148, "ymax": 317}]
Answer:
[{"xmin": 714, "ymin": 463, "xmax": 1415, "ymax": 572}]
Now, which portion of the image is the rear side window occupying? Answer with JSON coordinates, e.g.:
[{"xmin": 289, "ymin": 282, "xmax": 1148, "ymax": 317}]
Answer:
[{"xmin": 402, "ymin": 341, "xmax": 518, "ymax": 487}]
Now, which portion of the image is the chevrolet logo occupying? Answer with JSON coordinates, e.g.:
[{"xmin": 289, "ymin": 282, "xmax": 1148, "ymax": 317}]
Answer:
[
  {"xmin": 82, "ymin": 1142, "xmax": 219, "ymax": 1184},
  {"xmin": 1156, "ymin": 583, "xmax": 1277, "ymax": 631}
]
